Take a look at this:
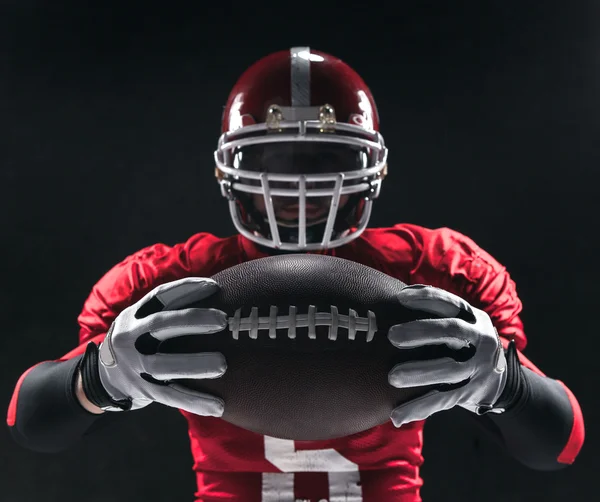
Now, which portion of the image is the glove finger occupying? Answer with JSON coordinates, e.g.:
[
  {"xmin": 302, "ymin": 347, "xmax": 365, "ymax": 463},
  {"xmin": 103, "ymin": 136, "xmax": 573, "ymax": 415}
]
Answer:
[
  {"xmin": 144, "ymin": 352, "xmax": 227, "ymax": 380},
  {"xmin": 145, "ymin": 308, "xmax": 228, "ymax": 340},
  {"xmin": 135, "ymin": 277, "xmax": 221, "ymax": 318},
  {"xmin": 152, "ymin": 384, "xmax": 225, "ymax": 417},
  {"xmin": 389, "ymin": 358, "xmax": 472, "ymax": 388},
  {"xmin": 388, "ymin": 319, "xmax": 479, "ymax": 350},
  {"xmin": 390, "ymin": 389, "xmax": 459, "ymax": 428},
  {"xmin": 398, "ymin": 285, "xmax": 474, "ymax": 320},
  {"xmin": 388, "ymin": 318, "xmax": 474, "ymax": 350}
]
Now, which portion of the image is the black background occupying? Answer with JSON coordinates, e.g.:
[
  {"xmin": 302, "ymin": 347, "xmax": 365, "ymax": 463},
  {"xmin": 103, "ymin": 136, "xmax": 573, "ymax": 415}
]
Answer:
[{"xmin": 1, "ymin": 1, "xmax": 598, "ymax": 501}]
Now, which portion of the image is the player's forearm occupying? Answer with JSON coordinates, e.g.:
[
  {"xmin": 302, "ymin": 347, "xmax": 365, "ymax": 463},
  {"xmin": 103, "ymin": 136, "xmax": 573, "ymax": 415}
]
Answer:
[
  {"xmin": 7, "ymin": 356, "xmax": 106, "ymax": 452},
  {"xmin": 75, "ymin": 370, "xmax": 105, "ymax": 414},
  {"xmin": 476, "ymin": 345, "xmax": 584, "ymax": 471}
]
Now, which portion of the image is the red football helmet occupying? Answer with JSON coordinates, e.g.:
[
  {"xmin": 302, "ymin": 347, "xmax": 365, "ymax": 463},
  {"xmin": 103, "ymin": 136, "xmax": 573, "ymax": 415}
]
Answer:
[{"xmin": 215, "ymin": 47, "xmax": 388, "ymax": 251}]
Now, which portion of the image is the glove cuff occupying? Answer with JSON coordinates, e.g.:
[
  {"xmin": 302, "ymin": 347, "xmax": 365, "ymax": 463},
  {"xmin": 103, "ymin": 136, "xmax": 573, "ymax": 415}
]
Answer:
[
  {"xmin": 492, "ymin": 340, "xmax": 527, "ymax": 412},
  {"xmin": 79, "ymin": 342, "xmax": 132, "ymax": 412}
]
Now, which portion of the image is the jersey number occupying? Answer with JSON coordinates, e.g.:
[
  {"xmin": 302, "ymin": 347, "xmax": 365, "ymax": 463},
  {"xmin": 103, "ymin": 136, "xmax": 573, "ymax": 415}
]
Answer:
[{"xmin": 262, "ymin": 436, "xmax": 363, "ymax": 502}]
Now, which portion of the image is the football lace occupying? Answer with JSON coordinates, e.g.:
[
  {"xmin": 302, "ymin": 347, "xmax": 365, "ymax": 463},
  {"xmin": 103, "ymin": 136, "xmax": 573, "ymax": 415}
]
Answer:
[{"xmin": 228, "ymin": 305, "xmax": 377, "ymax": 342}]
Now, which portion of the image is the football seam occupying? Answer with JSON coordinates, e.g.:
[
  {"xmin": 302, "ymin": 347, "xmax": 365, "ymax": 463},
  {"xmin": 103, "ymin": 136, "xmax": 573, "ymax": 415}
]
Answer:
[{"xmin": 228, "ymin": 305, "xmax": 377, "ymax": 342}]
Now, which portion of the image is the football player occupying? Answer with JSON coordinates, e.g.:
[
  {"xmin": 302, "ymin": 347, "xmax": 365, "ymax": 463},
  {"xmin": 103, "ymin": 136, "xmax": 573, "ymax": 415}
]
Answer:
[{"xmin": 8, "ymin": 48, "xmax": 584, "ymax": 502}]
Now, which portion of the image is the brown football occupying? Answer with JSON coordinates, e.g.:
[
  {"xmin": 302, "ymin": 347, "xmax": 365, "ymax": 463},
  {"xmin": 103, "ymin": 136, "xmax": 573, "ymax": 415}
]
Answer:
[{"xmin": 158, "ymin": 254, "xmax": 439, "ymax": 440}]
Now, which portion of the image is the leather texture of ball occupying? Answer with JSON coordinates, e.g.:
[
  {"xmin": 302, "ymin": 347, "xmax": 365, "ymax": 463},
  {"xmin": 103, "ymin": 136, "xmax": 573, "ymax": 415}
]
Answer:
[{"xmin": 159, "ymin": 254, "xmax": 438, "ymax": 440}]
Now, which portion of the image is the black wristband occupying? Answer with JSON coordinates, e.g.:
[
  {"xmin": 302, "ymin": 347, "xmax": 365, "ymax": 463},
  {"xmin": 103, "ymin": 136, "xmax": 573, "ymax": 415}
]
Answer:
[{"xmin": 79, "ymin": 342, "xmax": 132, "ymax": 411}]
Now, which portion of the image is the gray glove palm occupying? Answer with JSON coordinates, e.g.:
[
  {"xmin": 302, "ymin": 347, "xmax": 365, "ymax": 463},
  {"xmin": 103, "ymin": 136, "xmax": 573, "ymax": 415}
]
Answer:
[{"xmin": 97, "ymin": 277, "xmax": 228, "ymax": 417}]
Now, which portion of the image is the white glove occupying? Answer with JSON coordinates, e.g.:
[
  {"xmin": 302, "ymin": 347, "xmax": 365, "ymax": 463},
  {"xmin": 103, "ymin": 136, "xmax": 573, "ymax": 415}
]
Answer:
[
  {"xmin": 387, "ymin": 284, "xmax": 507, "ymax": 427},
  {"xmin": 90, "ymin": 277, "xmax": 228, "ymax": 417}
]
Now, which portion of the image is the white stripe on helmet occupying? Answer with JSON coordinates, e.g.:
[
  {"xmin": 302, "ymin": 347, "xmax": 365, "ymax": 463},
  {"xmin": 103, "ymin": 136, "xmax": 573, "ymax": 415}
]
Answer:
[{"xmin": 290, "ymin": 47, "xmax": 311, "ymax": 106}]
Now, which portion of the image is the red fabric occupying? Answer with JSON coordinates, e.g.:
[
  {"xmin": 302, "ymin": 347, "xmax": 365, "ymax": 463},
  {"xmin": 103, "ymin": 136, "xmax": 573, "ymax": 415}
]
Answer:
[{"xmin": 15, "ymin": 224, "xmax": 581, "ymax": 501}]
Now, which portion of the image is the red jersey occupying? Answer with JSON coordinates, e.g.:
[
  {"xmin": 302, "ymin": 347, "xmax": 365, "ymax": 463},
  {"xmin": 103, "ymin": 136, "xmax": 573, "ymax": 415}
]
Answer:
[{"xmin": 67, "ymin": 224, "xmax": 527, "ymax": 502}]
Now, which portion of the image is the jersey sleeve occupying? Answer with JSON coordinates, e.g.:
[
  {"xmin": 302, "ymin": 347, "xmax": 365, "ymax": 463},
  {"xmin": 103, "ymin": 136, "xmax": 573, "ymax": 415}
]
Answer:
[
  {"xmin": 76, "ymin": 243, "xmax": 185, "ymax": 347},
  {"xmin": 7, "ymin": 233, "xmax": 223, "ymax": 450},
  {"xmin": 74, "ymin": 232, "xmax": 223, "ymax": 350},
  {"xmin": 404, "ymin": 224, "xmax": 527, "ymax": 350},
  {"xmin": 391, "ymin": 224, "xmax": 584, "ymax": 468}
]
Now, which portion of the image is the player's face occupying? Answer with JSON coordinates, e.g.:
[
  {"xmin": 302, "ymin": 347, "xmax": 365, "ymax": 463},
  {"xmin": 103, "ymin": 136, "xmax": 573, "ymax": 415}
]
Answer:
[{"xmin": 235, "ymin": 142, "xmax": 363, "ymax": 225}]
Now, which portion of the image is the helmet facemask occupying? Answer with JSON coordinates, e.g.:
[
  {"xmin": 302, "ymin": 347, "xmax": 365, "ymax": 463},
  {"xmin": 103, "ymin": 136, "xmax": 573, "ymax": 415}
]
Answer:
[{"xmin": 215, "ymin": 105, "xmax": 388, "ymax": 251}]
